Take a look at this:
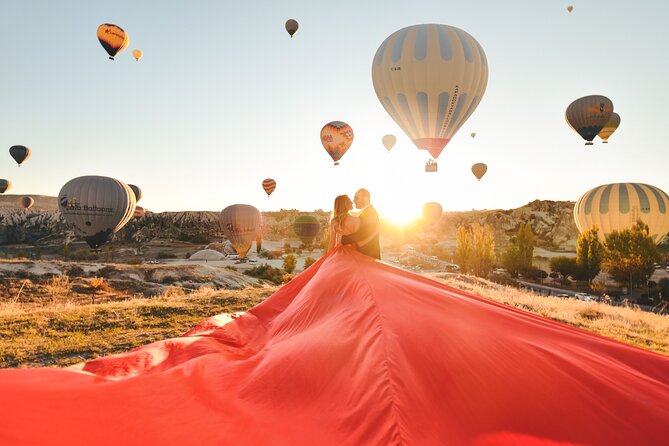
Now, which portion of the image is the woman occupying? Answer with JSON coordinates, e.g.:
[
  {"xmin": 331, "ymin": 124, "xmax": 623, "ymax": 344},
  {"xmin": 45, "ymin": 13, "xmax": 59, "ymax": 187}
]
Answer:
[{"xmin": 327, "ymin": 194, "xmax": 379, "ymax": 253}]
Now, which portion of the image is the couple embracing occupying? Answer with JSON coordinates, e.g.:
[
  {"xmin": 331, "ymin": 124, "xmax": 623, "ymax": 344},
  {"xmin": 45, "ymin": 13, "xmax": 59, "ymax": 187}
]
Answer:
[{"xmin": 327, "ymin": 188, "xmax": 380, "ymax": 259}]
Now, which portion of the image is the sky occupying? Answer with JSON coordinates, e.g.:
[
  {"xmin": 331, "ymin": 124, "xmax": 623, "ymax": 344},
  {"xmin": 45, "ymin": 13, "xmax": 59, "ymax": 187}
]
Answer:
[{"xmin": 1, "ymin": 0, "xmax": 667, "ymax": 224}]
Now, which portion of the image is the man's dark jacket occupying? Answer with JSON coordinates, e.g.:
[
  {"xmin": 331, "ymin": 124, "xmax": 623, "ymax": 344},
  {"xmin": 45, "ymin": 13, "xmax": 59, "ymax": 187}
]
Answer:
[{"xmin": 341, "ymin": 205, "xmax": 381, "ymax": 259}]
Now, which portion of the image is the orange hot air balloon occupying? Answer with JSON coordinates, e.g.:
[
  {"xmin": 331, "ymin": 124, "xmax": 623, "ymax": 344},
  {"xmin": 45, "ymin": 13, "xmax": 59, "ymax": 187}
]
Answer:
[
  {"xmin": 320, "ymin": 121, "xmax": 354, "ymax": 165},
  {"xmin": 262, "ymin": 178, "xmax": 276, "ymax": 197},
  {"xmin": 132, "ymin": 49, "xmax": 143, "ymax": 61},
  {"xmin": 471, "ymin": 163, "xmax": 487, "ymax": 180},
  {"xmin": 133, "ymin": 206, "xmax": 145, "ymax": 220},
  {"xmin": 97, "ymin": 24, "xmax": 130, "ymax": 60},
  {"xmin": 19, "ymin": 196, "xmax": 34, "ymax": 209},
  {"xmin": 597, "ymin": 112, "xmax": 621, "ymax": 143},
  {"xmin": 423, "ymin": 202, "xmax": 443, "ymax": 225}
]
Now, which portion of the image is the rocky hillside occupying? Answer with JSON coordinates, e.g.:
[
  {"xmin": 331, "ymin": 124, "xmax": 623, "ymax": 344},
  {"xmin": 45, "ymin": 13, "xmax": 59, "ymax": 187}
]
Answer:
[{"xmin": 0, "ymin": 195, "xmax": 579, "ymax": 251}]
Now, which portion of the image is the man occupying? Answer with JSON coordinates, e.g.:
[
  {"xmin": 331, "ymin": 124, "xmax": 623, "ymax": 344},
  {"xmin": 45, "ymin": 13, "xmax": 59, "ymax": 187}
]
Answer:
[{"xmin": 341, "ymin": 188, "xmax": 381, "ymax": 259}]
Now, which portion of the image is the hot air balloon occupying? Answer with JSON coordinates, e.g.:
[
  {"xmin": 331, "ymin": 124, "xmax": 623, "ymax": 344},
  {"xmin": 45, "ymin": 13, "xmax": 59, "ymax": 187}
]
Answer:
[
  {"xmin": 285, "ymin": 19, "xmax": 299, "ymax": 37},
  {"xmin": 133, "ymin": 206, "xmax": 145, "ymax": 220},
  {"xmin": 97, "ymin": 24, "xmax": 130, "ymax": 60},
  {"xmin": 219, "ymin": 204, "xmax": 262, "ymax": 258},
  {"xmin": 0, "ymin": 180, "xmax": 11, "ymax": 194},
  {"xmin": 128, "ymin": 184, "xmax": 143, "ymax": 203},
  {"xmin": 471, "ymin": 163, "xmax": 487, "ymax": 180},
  {"xmin": 574, "ymin": 183, "xmax": 669, "ymax": 245},
  {"xmin": 293, "ymin": 215, "xmax": 320, "ymax": 245},
  {"xmin": 18, "ymin": 196, "xmax": 34, "ymax": 209},
  {"xmin": 565, "ymin": 95, "xmax": 613, "ymax": 145},
  {"xmin": 9, "ymin": 145, "xmax": 31, "ymax": 166},
  {"xmin": 372, "ymin": 24, "xmax": 488, "ymax": 160},
  {"xmin": 382, "ymin": 134, "xmax": 396, "ymax": 152},
  {"xmin": 567, "ymin": 6, "xmax": 574, "ymax": 13},
  {"xmin": 470, "ymin": 133, "xmax": 476, "ymax": 138},
  {"xmin": 132, "ymin": 49, "xmax": 143, "ymax": 61},
  {"xmin": 597, "ymin": 112, "xmax": 621, "ymax": 143},
  {"xmin": 58, "ymin": 176, "xmax": 136, "ymax": 249},
  {"xmin": 262, "ymin": 178, "xmax": 276, "ymax": 197},
  {"xmin": 320, "ymin": 121, "xmax": 353, "ymax": 165},
  {"xmin": 423, "ymin": 202, "xmax": 443, "ymax": 225}
]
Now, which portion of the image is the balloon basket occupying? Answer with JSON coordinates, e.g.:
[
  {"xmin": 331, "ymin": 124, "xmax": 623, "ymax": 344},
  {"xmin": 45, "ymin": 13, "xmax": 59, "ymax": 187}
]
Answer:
[
  {"xmin": 585, "ymin": 142, "xmax": 594, "ymax": 146},
  {"xmin": 602, "ymin": 141, "xmax": 608, "ymax": 144}
]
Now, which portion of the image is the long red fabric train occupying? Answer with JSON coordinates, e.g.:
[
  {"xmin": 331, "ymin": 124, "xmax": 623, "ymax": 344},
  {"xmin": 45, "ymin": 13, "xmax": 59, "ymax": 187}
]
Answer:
[{"xmin": 0, "ymin": 247, "xmax": 667, "ymax": 445}]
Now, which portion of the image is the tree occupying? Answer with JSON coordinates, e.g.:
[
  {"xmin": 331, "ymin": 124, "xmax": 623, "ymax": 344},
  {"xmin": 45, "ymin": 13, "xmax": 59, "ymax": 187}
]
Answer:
[
  {"xmin": 283, "ymin": 254, "xmax": 297, "ymax": 274},
  {"xmin": 549, "ymin": 256, "xmax": 578, "ymax": 283},
  {"xmin": 501, "ymin": 223, "xmax": 534, "ymax": 276},
  {"xmin": 303, "ymin": 256, "xmax": 317, "ymax": 270},
  {"xmin": 455, "ymin": 223, "xmax": 496, "ymax": 277},
  {"xmin": 603, "ymin": 221, "xmax": 661, "ymax": 298},
  {"xmin": 576, "ymin": 227, "xmax": 605, "ymax": 283}
]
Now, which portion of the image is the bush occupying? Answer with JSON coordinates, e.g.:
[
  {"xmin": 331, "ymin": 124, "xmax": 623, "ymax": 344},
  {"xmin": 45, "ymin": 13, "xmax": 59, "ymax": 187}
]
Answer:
[
  {"xmin": 245, "ymin": 263, "xmax": 284, "ymax": 285},
  {"xmin": 162, "ymin": 275, "xmax": 177, "ymax": 284},
  {"xmin": 303, "ymin": 256, "xmax": 317, "ymax": 270},
  {"xmin": 283, "ymin": 254, "xmax": 297, "ymax": 274},
  {"xmin": 126, "ymin": 257, "xmax": 143, "ymax": 265},
  {"xmin": 157, "ymin": 251, "xmax": 177, "ymax": 259}
]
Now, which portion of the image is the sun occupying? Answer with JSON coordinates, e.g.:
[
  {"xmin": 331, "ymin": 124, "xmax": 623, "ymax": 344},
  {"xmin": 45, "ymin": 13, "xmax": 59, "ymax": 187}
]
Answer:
[{"xmin": 376, "ymin": 195, "xmax": 422, "ymax": 227}]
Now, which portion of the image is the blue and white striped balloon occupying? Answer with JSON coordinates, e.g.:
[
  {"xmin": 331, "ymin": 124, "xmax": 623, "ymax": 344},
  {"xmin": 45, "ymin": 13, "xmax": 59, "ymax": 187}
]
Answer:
[{"xmin": 372, "ymin": 24, "xmax": 488, "ymax": 160}]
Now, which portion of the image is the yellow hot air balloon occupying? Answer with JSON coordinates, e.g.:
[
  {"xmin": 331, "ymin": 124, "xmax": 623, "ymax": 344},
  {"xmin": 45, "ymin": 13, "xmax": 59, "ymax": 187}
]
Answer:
[
  {"xmin": 58, "ymin": 176, "xmax": 136, "ymax": 249},
  {"xmin": 285, "ymin": 19, "xmax": 299, "ymax": 38},
  {"xmin": 471, "ymin": 163, "xmax": 487, "ymax": 180},
  {"xmin": 574, "ymin": 183, "xmax": 669, "ymax": 245},
  {"xmin": 382, "ymin": 134, "xmax": 396, "ymax": 152},
  {"xmin": 0, "ymin": 179, "xmax": 11, "ymax": 194},
  {"xmin": 372, "ymin": 24, "xmax": 488, "ymax": 160},
  {"xmin": 132, "ymin": 49, "xmax": 143, "ymax": 61},
  {"xmin": 97, "ymin": 24, "xmax": 130, "ymax": 60},
  {"xmin": 262, "ymin": 178, "xmax": 276, "ymax": 197},
  {"xmin": 320, "ymin": 121, "xmax": 354, "ymax": 165},
  {"xmin": 597, "ymin": 112, "xmax": 621, "ymax": 143},
  {"xmin": 567, "ymin": 6, "xmax": 574, "ymax": 13},
  {"xmin": 423, "ymin": 202, "xmax": 443, "ymax": 225},
  {"xmin": 565, "ymin": 95, "xmax": 613, "ymax": 145},
  {"xmin": 19, "ymin": 196, "xmax": 34, "ymax": 209},
  {"xmin": 219, "ymin": 204, "xmax": 262, "ymax": 258}
]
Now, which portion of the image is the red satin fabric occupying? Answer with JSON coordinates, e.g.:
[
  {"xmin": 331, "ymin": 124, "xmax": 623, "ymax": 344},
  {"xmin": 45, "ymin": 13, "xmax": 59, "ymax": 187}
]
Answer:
[{"xmin": 0, "ymin": 247, "xmax": 667, "ymax": 445}]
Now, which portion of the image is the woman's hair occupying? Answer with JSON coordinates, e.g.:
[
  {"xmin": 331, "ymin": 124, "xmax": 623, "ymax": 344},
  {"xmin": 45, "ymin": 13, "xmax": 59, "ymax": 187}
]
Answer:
[{"xmin": 331, "ymin": 195, "xmax": 352, "ymax": 229}]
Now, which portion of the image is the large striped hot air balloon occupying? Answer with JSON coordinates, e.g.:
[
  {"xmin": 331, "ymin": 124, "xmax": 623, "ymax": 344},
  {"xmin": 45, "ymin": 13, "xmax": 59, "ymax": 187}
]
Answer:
[
  {"xmin": 19, "ymin": 196, "xmax": 34, "ymax": 209},
  {"xmin": 372, "ymin": 24, "xmax": 488, "ymax": 160},
  {"xmin": 9, "ymin": 145, "xmax": 31, "ymax": 166},
  {"xmin": 219, "ymin": 204, "xmax": 262, "ymax": 258},
  {"xmin": 320, "ymin": 121, "xmax": 354, "ymax": 165},
  {"xmin": 597, "ymin": 112, "xmax": 621, "ymax": 143},
  {"xmin": 574, "ymin": 183, "xmax": 669, "ymax": 245},
  {"xmin": 293, "ymin": 215, "xmax": 321, "ymax": 245},
  {"xmin": 97, "ymin": 24, "xmax": 130, "ymax": 60},
  {"xmin": 423, "ymin": 202, "xmax": 443, "ymax": 225},
  {"xmin": 262, "ymin": 178, "xmax": 276, "ymax": 197},
  {"xmin": 565, "ymin": 95, "xmax": 613, "ymax": 145},
  {"xmin": 58, "ymin": 176, "xmax": 136, "ymax": 249}
]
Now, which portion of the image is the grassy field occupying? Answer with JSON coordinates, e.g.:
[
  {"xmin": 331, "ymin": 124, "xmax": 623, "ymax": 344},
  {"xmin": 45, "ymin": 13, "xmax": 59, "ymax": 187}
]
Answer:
[{"xmin": 1, "ymin": 272, "xmax": 667, "ymax": 368}]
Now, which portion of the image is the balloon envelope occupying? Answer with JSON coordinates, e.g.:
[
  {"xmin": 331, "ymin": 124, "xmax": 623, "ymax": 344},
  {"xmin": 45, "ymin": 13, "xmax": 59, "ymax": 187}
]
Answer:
[
  {"xmin": 285, "ymin": 19, "xmax": 299, "ymax": 37},
  {"xmin": 219, "ymin": 205, "xmax": 262, "ymax": 258},
  {"xmin": 372, "ymin": 24, "xmax": 488, "ymax": 159},
  {"xmin": 574, "ymin": 183, "xmax": 669, "ymax": 245},
  {"xmin": 128, "ymin": 184, "xmax": 143, "ymax": 203},
  {"xmin": 9, "ymin": 145, "xmax": 31, "ymax": 166},
  {"xmin": 133, "ymin": 206, "xmax": 145, "ymax": 220},
  {"xmin": 19, "ymin": 196, "xmax": 34, "ymax": 209},
  {"xmin": 422, "ymin": 202, "xmax": 443, "ymax": 224},
  {"xmin": 567, "ymin": 6, "xmax": 574, "ymax": 12},
  {"xmin": 97, "ymin": 24, "xmax": 129, "ymax": 60},
  {"xmin": 262, "ymin": 178, "xmax": 277, "ymax": 197},
  {"xmin": 471, "ymin": 163, "xmax": 487, "ymax": 180},
  {"xmin": 382, "ymin": 134, "xmax": 396, "ymax": 152},
  {"xmin": 132, "ymin": 49, "xmax": 143, "ymax": 61},
  {"xmin": 0, "ymin": 179, "xmax": 11, "ymax": 194},
  {"xmin": 597, "ymin": 112, "xmax": 621, "ymax": 142},
  {"xmin": 320, "ymin": 121, "xmax": 354, "ymax": 165},
  {"xmin": 58, "ymin": 176, "xmax": 136, "ymax": 249},
  {"xmin": 565, "ymin": 95, "xmax": 613, "ymax": 145},
  {"xmin": 293, "ymin": 215, "xmax": 320, "ymax": 245}
]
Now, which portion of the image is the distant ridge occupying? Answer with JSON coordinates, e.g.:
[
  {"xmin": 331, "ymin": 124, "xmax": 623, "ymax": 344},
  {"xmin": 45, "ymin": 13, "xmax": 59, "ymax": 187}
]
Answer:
[{"xmin": 0, "ymin": 195, "xmax": 58, "ymax": 212}]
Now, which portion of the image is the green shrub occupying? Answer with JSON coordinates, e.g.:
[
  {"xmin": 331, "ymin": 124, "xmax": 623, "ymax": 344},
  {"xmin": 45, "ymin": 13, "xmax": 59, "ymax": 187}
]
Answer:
[
  {"xmin": 157, "ymin": 251, "xmax": 177, "ymax": 259},
  {"xmin": 245, "ymin": 264, "xmax": 284, "ymax": 285}
]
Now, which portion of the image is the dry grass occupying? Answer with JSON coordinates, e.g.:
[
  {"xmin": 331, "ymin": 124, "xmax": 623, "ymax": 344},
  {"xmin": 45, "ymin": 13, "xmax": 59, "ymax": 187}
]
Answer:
[{"xmin": 434, "ymin": 274, "xmax": 669, "ymax": 355}]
